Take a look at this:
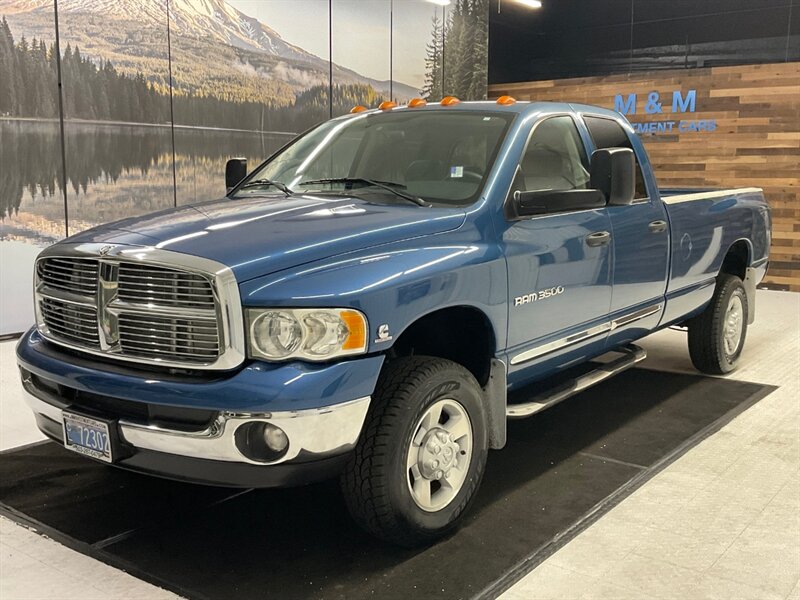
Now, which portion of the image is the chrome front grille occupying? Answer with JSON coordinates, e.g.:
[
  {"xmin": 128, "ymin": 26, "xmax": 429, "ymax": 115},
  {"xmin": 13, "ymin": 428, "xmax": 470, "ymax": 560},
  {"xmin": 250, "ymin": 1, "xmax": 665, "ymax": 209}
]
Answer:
[{"xmin": 34, "ymin": 244, "xmax": 245, "ymax": 370}]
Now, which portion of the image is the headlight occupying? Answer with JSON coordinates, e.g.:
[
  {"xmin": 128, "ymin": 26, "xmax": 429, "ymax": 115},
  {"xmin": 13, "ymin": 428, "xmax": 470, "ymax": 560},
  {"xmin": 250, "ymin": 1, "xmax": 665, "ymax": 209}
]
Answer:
[{"xmin": 247, "ymin": 308, "xmax": 368, "ymax": 361}]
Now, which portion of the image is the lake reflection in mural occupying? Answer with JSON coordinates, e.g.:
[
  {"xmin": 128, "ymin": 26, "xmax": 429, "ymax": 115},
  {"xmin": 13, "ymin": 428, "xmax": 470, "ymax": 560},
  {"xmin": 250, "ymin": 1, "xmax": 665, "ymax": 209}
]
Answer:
[{"xmin": 0, "ymin": 120, "xmax": 290, "ymax": 240}]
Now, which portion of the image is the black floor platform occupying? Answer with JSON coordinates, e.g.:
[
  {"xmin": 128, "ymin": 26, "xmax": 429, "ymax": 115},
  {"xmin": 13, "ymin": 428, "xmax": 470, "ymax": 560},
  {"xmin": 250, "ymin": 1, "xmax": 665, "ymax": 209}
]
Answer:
[{"xmin": 0, "ymin": 369, "xmax": 773, "ymax": 600}]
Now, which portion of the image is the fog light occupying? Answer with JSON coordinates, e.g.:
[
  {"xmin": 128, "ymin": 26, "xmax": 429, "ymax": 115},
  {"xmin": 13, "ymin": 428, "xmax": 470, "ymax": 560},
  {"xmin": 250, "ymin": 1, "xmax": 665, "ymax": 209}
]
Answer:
[
  {"xmin": 263, "ymin": 423, "xmax": 289, "ymax": 452},
  {"xmin": 234, "ymin": 422, "xmax": 290, "ymax": 462}
]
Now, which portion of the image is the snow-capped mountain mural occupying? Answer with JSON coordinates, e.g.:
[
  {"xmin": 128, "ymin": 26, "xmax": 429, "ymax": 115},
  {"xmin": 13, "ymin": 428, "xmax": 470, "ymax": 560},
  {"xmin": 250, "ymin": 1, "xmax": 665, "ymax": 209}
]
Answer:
[{"xmin": 1, "ymin": 0, "xmax": 419, "ymax": 102}]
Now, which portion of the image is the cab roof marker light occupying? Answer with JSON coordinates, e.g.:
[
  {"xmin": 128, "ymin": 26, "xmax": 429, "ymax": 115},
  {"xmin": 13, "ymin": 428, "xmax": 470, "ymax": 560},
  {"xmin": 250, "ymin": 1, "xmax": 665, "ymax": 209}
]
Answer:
[
  {"xmin": 378, "ymin": 101, "xmax": 398, "ymax": 110},
  {"xmin": 350, "ymin": 105, "xmax": 368, "ymax": 113},
  {"xmin": 408, "ymin": 98, "xmax": 427, "ymax": 108},
  {"xmin": 496, "ymin": 95, "xmax": 516, "ymax": 105},
  {"xmin": 440, "ymin": 96, "xmax": 460, "ymax": 106}
]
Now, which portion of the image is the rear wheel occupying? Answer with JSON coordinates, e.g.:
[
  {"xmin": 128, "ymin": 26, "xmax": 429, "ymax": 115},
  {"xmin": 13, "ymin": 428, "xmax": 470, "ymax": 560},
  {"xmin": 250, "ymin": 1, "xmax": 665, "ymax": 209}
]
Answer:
[
  {"xmin": 341, "ymin": 356, "xmax": 488, "ymax": 547},
  {"xmin": 687, "ymin": 273, "xmax": 748, "ymax": 374}
]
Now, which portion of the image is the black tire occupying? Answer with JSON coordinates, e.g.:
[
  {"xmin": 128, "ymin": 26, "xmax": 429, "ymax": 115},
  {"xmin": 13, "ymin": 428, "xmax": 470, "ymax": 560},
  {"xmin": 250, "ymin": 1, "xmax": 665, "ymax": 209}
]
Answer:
[
  {"xmin": 341, "ymin": 356, "xmax": 488, "ymax": 547},
  {"xmin": 687, "ymin": 273, "xmax": 749, "ymax": 375}
]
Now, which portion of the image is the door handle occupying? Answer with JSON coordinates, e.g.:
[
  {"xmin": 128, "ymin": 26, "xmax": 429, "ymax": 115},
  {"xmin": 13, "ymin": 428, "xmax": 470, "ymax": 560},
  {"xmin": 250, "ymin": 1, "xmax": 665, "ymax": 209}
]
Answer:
[
  {"xmin": 586, "ymin": 231, "xmax": 611, "ymax": 247},
  {"xmin": 648, "ymin": 220, "xmax": 667, "ymax": 233}
]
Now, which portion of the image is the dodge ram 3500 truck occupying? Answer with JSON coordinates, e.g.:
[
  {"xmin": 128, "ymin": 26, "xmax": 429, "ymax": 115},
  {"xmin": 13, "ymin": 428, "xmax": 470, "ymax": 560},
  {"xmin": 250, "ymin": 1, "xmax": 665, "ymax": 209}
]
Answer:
[{"xmin": 17, "ymin": 98, "xmax": 770, "ymax": 546}]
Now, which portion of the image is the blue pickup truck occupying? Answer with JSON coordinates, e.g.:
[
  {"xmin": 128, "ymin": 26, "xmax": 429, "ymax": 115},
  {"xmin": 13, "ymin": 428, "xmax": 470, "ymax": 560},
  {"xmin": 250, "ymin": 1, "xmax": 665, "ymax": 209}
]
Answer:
[{"xmin": 17, "ymin": 98, "xmax": 770, "ymax": 546}]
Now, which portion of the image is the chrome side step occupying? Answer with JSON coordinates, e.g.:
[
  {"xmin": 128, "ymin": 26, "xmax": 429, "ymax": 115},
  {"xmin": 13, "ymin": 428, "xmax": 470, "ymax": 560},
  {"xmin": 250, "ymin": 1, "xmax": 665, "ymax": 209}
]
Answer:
[{"xmin": 506, "ymin": 344, "xmax": 647, "ymax": 419}]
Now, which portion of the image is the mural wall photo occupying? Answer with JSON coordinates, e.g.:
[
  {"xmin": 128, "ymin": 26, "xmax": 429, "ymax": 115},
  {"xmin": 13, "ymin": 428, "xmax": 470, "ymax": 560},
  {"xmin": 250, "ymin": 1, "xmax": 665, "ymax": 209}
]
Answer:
[{"xmin": 0, "ymin": 0, "xmax": 490, "ymax": 335}]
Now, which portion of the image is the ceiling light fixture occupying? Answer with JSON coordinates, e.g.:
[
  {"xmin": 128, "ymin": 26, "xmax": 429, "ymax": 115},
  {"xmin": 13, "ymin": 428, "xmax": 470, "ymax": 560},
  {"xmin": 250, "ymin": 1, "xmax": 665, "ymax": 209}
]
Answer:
[{"xmin": 514, "ymin": 0, "xmax": 543, "ymax": 8}]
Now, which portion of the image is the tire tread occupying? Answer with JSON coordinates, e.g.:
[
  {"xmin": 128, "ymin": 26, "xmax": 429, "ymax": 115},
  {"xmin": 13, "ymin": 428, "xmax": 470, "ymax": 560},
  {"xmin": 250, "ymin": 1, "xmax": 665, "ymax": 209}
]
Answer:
[
  {"xmin": 341, "ymin": 356, "xmax": 484, "ymax": 546},
  {"xmin": 687, "ymin": 273, "xmax": 747, "ymax": 375}
]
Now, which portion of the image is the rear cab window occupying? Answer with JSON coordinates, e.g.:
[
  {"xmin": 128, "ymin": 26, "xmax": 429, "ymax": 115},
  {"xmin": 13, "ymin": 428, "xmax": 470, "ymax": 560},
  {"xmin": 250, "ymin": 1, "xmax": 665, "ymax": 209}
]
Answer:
[{"xmin": 583, "ymin": 115, "xmax": 649, "ymax": 200}]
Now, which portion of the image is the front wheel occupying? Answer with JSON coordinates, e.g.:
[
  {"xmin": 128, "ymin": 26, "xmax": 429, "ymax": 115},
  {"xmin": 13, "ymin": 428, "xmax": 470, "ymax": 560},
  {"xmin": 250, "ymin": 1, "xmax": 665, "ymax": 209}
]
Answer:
[
  {"xmin": 687, "ymin": 273, "xmax": 749, "ymax": 374},
  {"xmin": 341, "ymin": 356, "xmax": 488, "ymax": 547}
]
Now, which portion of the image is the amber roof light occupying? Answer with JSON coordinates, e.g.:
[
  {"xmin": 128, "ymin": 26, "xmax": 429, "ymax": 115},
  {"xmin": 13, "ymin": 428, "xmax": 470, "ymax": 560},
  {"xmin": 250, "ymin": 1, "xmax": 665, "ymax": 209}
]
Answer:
[
  {"xmin": 496, "ymin": 95, "xmax": 516, "ymax": 105},
  {"xmin": 378, "ymin": 101, "xmax": 397, "ymax": 110},
  {"xmin": 408, "ymin": 98, "xmax": 427, "ymax": 108},
  {"xmin": 350, "ymin": 105, "xmax": 368, "ymax": 113},
  {"xmin": 440, "ymin": 96, "xmax": 460, "ymax": 106}
]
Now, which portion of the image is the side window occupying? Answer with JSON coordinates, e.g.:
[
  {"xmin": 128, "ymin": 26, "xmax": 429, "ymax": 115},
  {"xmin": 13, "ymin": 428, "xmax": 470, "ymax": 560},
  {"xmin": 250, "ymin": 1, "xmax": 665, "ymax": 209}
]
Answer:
[
  {"xmin": 514, "ymin": 116, "xmax": 590, "ymax": 194},
  {"xmin": 583, "ymin": 116, "xmax": 648, "ymax": 200}
]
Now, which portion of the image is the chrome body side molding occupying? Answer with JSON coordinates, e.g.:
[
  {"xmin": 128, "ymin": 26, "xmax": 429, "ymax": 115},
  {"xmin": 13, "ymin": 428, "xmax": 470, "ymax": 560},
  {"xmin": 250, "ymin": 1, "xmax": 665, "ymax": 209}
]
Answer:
[
  {"xmin": 610, "ymin": 303, "xmax": 662, "ymax": 330},
  {"xmin": 510, "ymin": 304, "xmax": 662, "ymax": 366}
]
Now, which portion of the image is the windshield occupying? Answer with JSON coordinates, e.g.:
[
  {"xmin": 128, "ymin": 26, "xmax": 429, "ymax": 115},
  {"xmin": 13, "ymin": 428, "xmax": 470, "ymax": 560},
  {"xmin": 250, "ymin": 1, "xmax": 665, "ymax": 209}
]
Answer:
[{"xmin": 235, "ymin": 110, "xmax": 514, "ymax": 207}]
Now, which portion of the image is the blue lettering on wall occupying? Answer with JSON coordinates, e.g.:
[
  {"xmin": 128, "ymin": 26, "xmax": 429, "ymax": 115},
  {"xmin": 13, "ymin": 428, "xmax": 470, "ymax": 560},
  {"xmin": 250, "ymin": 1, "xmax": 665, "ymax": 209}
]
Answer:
[
  {"xmin": 613, "ymin": 89, "xmax": 711, "ymax": 134},
  {"xmin": 672, "ymin": 90, "xmax": 696, "ymax": 113},
  {"xmin": 645, "ymin": 92, "xmax": 663, "ymax": 114},
  {"xmin": 614, "ymin": 93, "xmax": 637, "ymax": 115}
]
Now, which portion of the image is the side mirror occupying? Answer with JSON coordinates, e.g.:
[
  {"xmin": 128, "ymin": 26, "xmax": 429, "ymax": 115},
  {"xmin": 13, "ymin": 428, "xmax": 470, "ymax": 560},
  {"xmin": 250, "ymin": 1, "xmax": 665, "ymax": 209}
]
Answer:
[
  {"xmin": 590, "ymin": 147, "xmax": 635, "ymax": 206},
  {"xmin": 225, "ymin": 158, "xmax": 247, "ymax": 194},
  {"xmin": 510, "ymin": 188, "xmax": 606, "ymax": 218}
]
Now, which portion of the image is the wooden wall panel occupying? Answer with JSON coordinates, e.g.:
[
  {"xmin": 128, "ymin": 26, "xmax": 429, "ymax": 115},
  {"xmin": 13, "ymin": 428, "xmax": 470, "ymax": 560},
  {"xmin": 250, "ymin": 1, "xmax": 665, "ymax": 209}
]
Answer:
[{"xmin": 489, "ymin": 63, "xmax": 800, "ymax": 291}]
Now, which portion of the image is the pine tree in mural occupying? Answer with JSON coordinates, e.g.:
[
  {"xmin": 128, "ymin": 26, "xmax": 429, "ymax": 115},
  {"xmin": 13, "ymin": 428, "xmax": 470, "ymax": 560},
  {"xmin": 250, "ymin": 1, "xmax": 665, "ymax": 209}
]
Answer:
[
  {"xmin": 0, "ymin": 18, "xmax": 16, "ymax": 115},
  {"xmin": 422, "ymin": 0, "xmax": 488, "ymax": 101},
  {"xmin": 422, "ymin": 15, "xmax": 444, "ymax": 100},
  {"xmin": 0, "ymin": 20, "xmax": 383, "ymax": 130}
]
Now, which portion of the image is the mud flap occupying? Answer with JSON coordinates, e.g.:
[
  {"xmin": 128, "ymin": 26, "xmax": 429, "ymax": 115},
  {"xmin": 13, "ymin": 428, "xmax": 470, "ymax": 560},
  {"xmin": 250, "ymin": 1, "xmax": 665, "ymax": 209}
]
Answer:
[
  {"xmin": 744, "ymin": 267, "xmax": 758, "ymax": 325},
  {"xmin": 483, "ymin": 358, "xmax": 507, "ymax": 449}
]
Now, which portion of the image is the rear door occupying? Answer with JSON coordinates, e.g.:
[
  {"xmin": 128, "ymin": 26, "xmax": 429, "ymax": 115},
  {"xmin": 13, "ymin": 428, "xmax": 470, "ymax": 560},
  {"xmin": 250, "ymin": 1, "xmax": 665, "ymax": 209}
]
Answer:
[
  {"xmin": 499, "ymin": 115, "xmax": 613, "ymax": 382},
  {"xmin": 582, "ymin": 115, "xmax": 669, "ymax": 339}
]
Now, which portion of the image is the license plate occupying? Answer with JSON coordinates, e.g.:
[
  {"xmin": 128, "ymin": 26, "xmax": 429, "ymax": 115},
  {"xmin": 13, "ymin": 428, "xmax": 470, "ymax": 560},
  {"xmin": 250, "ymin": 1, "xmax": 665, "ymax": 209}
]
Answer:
[{"xmin": 62, "ymin": 411, "xmax": 113, "ymax": 463}]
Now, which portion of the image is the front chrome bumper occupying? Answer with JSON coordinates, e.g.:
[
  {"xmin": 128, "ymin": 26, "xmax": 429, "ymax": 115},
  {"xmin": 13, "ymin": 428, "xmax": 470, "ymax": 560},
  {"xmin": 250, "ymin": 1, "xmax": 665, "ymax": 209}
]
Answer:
[{"xmin": 23, "ymin": 386, "xmax": 371, "ymax": 466}]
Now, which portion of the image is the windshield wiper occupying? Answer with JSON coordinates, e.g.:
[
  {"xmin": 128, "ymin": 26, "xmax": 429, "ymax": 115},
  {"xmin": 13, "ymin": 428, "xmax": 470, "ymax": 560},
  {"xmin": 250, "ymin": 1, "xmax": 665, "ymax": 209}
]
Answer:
[
  {"xmin": 238, "ymin": 178, "xmax": 293, "ymax": 197},
  {"xmin": 298, "ymin": 177, "xmax": 431, "ymax": 207}
]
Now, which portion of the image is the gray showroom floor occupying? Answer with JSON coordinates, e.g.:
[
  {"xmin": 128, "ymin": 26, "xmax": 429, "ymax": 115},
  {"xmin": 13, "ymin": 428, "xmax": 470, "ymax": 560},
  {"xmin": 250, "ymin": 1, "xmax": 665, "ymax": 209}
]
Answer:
[{"xmin": 1, "ymin": 289, "xmax": 798, "ymax": 600}]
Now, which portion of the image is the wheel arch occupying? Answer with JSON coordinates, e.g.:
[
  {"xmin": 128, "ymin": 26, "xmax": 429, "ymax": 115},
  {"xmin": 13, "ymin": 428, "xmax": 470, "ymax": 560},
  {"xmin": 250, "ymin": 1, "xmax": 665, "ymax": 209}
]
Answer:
[
  {"xmin": 719, "ymin": 238, "xmax": 753, "ymax": 280},
  {"xmin": 389, "ymin": 304, "xmax": 497, "ymax": 386},
  {"xmin": 386, "ymin": 304, "xmax": 507, "ymax": 450}
]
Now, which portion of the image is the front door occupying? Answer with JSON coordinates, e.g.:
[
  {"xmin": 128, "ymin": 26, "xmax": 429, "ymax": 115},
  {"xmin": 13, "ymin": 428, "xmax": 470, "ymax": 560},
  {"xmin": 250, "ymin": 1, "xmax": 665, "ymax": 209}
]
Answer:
[{"xmin": 499, "ymin": 115, "xmax": 613, "ymax": 382}]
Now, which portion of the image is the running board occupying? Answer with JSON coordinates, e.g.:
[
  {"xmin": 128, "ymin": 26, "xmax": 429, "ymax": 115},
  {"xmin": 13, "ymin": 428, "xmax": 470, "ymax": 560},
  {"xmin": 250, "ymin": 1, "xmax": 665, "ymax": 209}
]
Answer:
[{"xmin": 506, "ymin": 344, "xmax": 647, "ymax": 419}]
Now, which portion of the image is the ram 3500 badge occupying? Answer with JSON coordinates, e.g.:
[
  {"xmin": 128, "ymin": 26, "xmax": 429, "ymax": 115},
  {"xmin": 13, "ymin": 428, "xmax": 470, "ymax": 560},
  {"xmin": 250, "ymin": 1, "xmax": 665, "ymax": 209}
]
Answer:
[
  {"xmin": 18, "ymin": 98, "xmax": 770, "ymax": 546},
  {"xmin": 515, "ymin": 285, "xmax": 565, "ymax": 306}
]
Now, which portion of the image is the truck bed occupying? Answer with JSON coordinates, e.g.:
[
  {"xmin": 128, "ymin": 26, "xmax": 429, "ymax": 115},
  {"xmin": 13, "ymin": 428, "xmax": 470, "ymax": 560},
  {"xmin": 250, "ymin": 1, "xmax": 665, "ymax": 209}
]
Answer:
[{"xmin": 658, "ymin": 186, "xmax": 770, "ymax": 325}]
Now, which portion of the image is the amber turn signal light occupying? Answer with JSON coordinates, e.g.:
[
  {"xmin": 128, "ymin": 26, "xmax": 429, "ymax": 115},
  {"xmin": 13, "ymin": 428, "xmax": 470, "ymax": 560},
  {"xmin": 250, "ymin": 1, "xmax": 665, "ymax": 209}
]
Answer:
[
  {"xmin": 408, "ymin": 98, "xmax": 427, "ymax": 108},
  {"xmin": 340, "ymin": 310, "xmax": 367, "ymax": 351},
  {"xmin": 440, "ymin": 96, "xmax": 460, "ymax": 106},
  {"xmin": 350, "ymin": 105, "xmax": 368, "ymax": 113},
  {"xmin": 496, "ymin": 95, "xmax": 516, "ymax": 105}
]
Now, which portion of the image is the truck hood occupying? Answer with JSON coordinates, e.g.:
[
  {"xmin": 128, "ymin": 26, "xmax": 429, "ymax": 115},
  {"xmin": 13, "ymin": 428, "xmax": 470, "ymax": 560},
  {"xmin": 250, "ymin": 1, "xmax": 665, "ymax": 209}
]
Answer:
[{"xmin": 67, "ymin": 194, "xmax": 467, "ymax": 282}]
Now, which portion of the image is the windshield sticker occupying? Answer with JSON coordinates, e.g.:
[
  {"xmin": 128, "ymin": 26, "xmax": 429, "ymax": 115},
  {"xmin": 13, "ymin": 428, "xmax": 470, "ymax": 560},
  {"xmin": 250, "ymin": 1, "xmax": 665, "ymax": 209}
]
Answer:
[{"xmin": 450, "ymin": 166, "xmax": 464, "ymax": 178}]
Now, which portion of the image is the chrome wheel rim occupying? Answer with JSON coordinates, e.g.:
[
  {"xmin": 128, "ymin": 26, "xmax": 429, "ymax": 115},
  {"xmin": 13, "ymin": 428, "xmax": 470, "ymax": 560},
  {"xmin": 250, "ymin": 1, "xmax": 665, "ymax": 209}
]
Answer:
[
  {"xmin": 723, "ymin": 294, "xmax": 744, "ymax": 356},
  {"xmin": 406, "ymin": 398, "xmax": 473, "ymax": 512}
]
